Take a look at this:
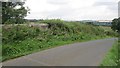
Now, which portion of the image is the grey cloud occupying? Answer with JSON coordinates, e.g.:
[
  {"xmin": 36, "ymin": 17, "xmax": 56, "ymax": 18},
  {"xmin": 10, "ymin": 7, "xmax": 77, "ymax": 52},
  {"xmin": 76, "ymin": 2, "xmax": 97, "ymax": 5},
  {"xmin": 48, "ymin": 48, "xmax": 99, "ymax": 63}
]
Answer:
[
  {"xmin": 95, "ymin": 0, "xmax": 118, "ymax": 2},
  {"xmin": 46, "ymin": 0, "xmax": 69, "ymax": 5},
  {"xmin": 93, "ymin": 1, "xmax": 118, "ymax": 13},
  {"xmin": 0, "ymin": 0, "xmax": 23, "ymax": 2},
  {"xmin": 42, "ymin": 6, "xmax": 78, "ymax": 18},
  {"xmin": 93, "ymin": 2, "xmax": 116, "ymax": 6}
]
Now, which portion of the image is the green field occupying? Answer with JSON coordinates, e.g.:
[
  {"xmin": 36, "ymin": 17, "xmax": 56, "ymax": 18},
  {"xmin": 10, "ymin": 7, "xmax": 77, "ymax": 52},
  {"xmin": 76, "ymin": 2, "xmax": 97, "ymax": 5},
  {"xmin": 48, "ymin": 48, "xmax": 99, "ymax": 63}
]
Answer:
[{"xmin": 99, "ymin": 26, "xmax": 112, "ymax": 31}]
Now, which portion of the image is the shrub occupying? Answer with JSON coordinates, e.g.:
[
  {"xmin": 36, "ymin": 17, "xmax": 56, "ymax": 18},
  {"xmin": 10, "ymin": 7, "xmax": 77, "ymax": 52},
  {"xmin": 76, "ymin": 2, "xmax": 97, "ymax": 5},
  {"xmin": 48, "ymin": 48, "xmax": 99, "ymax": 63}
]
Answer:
[
  {"xmin": 105, "ymin": 30, "xmax": 118, "ymax": 37},
  {"xmin": 2, "ymin": 25, "xmax": 40, "ymax": 44}
]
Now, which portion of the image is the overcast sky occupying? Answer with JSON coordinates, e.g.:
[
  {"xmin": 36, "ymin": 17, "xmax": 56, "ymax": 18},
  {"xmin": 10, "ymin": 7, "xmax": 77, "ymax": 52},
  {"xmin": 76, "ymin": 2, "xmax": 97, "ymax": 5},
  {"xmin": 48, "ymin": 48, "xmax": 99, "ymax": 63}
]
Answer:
[{"xmin": 25, "ymin": 0, "xmax": 119, "ymax": 21}]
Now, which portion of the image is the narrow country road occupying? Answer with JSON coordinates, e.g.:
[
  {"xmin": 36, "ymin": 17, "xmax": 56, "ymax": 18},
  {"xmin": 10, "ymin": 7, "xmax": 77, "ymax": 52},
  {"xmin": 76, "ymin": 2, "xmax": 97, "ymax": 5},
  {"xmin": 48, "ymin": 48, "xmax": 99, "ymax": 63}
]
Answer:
[{"xmin": 2, "ymin": 38, "xmax": 117, "ymax": 66}]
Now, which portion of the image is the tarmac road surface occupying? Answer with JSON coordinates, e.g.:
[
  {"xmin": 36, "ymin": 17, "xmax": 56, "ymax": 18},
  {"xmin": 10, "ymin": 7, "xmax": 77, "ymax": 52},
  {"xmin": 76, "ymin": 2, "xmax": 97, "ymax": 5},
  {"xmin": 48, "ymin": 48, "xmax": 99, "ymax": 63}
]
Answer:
[{"xmin": 2, "ymin": 38, "xmax": 117, "ymax": 66}]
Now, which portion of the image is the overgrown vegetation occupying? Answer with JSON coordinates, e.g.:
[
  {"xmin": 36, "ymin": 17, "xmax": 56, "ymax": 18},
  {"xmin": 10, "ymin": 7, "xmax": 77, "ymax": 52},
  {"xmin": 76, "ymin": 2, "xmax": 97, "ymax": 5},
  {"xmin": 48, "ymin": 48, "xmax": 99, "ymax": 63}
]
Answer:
[
  {"xmin": 100, "ymin": 17, "xmax": 120, "ymax": 67},
  {"xmin": 2, "ymin": 19, "xmax": 117, "ymax": 62}
]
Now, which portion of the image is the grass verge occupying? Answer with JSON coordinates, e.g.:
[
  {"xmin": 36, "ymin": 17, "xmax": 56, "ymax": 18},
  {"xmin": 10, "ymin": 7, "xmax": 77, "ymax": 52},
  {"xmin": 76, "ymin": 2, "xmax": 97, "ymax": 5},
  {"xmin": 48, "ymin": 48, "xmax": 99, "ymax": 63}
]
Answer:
[
  {"xmin": 100, "ymin": 40, "xmax": 119, "ymax": 66},
  {"xmin": 2, "ymin": 35, "xmax": 110, "ymax": 62}
]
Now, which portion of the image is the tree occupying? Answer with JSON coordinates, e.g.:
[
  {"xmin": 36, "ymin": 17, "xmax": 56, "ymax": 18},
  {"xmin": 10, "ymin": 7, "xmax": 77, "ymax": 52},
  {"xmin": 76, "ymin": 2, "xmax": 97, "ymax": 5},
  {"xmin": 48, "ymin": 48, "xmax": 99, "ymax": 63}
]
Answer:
[
  {"xmin": 2, "ymin": 1, "xmax": 29, "ymax": 24},
  {"xmin": 111, "ymin": 17, "xmax": 120, "ymax": 33},
  {"xmin": 86, "ymin": 22, "xmax": 94, "ymax": 25}
]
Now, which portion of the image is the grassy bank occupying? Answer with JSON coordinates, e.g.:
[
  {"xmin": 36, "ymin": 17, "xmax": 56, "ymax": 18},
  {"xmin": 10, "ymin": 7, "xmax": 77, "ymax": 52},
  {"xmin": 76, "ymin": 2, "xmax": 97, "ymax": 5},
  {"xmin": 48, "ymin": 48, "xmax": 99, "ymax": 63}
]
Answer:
[
  {"xmin": 3, "ymin": 35, "xmax": 109, "ymax": 62},
  {"xmin": 118, "ymin": 37, "xmax": 120, "ymax": 67},
  {"xmin": 2, "ymin": 19, "xmax": 117, "ymax": 62},
  {"xmin": 100, "ymin": 40, "xmax": 119, "ymax": 66},
  {"xmin": 0, "ymin": 25, "xmax": 2, "ymax": 62}
]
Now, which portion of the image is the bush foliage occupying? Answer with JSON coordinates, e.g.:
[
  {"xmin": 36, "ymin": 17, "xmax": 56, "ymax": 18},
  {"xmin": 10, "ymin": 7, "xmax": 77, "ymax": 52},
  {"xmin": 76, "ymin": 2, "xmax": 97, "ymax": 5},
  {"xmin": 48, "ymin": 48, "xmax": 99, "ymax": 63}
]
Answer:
[{"xmin": 2, "ymin": 19, "xmax": 117, "ymax": 61}]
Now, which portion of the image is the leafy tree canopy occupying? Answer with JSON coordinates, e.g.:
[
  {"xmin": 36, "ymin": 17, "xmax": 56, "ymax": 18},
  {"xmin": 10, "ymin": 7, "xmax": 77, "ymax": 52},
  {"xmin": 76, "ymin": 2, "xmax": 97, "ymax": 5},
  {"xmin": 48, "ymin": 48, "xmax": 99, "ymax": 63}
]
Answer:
[
  {"xmin": 111, "ymin": 17, "xmax": 120, "ymax": 33},
  {"xmin": 2, "ymin": 1, "xmax": 29, "ymax": 24}
]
